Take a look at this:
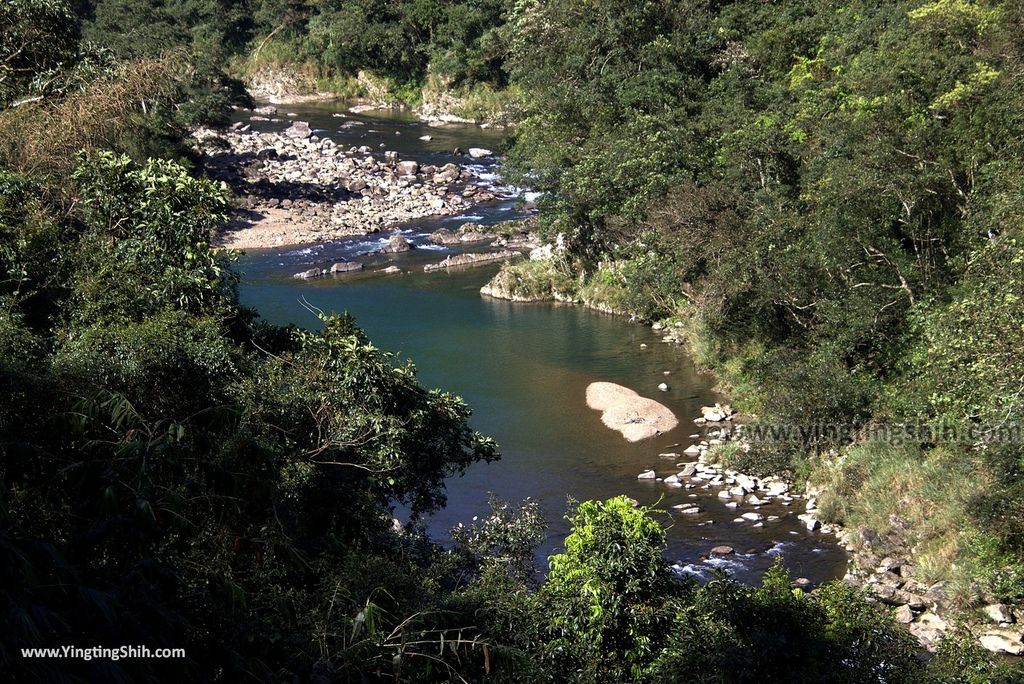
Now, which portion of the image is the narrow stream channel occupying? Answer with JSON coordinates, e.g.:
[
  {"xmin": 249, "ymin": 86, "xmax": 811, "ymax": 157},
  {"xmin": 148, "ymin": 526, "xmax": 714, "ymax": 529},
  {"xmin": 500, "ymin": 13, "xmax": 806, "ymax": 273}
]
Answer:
[{"xmin": 232, "ymin": 101, "xmax": 848, "ymax": 585}]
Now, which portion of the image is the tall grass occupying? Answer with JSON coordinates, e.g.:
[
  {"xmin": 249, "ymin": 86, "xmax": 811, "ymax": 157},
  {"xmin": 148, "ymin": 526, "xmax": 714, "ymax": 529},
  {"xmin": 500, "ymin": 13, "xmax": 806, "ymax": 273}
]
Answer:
[
  {"xmin": 0, "ymin": 54, "xmax": 187, "ymax": 175},
  {"xmin": 227, "ymin": 40, "xmax": 365, "ymax": 99},
  {"xmin": 812, "ymin": 441, "xmax": 999, "ymax": 610}
]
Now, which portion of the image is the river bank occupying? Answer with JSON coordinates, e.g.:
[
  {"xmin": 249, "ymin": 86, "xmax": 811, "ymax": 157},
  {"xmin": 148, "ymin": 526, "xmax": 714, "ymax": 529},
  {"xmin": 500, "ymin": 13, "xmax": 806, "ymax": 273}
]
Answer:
[
  {"xmin": 194, "ymin": 117, "xmax": 504, "ymax": 249},
  {"xmin": 242, "ymin": 66, "xmax": 518, "ymax": 126},
  {"xmin": 201, "ymin": 102, "xmax": 849, "ymax": 602},
  {"xmin": 479, "ymin": 256, "xmax": 1024, "ymax": 656}
]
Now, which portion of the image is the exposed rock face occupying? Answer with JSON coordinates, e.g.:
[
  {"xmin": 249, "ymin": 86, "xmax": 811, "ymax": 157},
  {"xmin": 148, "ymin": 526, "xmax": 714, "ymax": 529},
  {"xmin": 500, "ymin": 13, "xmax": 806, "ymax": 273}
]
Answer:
[
  {"xmin": 584, "ymin": 381, "xmax": 679, "ymax": 442},
  {"xmin": 383, "ymin": 234, "xmax": 412, "ymax": 253},
  {"xmin": 245, "ymin": 68, "xmax": 329, "ymax": 103},
  {"xmin": 356, "ymin": 70, "xmax": 399, "ymax": 107},
  {"xmin": 285, "ymin": 121, "xmax": 312, "ymax": 139},
  {"xmin": 530, "ymin": 244, "xmax": 553, "ymax": 261},
  {"xmin": 423, "ymin": 250, "xmax": 521, "ymax": 272},
  {"xmin": 979, "ymin": 628, "xmax": 1024, "ymax": 655},
  {"xmin": 293, "ymin": 268, "xmax": 324, "ymax": 280}
]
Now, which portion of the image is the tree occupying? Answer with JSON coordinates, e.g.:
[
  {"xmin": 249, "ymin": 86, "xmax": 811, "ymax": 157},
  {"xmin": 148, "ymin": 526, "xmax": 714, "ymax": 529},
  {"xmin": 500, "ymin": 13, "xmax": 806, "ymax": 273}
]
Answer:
[{"xmin": 0, "ymin": 0, "xmax": 81, "ymax": 106}]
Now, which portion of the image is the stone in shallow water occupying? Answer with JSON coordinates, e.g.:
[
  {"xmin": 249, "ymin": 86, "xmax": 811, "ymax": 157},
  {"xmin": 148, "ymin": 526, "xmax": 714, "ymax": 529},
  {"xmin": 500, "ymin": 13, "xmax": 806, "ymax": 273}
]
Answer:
[
  {"xmin": 710, "ymin": 545, "xmax": 734, "ymax": 556},
  {"xmin": 285, "ymin": 120, "xmax": 312, "ymax": 139},
  {"xmin": 330, "ymin": 261, "xmax": 362, "ymax": 273},
  {"xmin": 585, "ymin": 382, "xmax": 678, "ymax": 442}
]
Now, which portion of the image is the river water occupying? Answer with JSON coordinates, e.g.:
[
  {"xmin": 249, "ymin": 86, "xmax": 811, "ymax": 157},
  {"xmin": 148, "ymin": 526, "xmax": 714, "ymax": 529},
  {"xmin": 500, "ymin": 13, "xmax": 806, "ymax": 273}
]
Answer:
[{"xmin": 232, "ymin": 101, "xmax": 848, "ymax": 585}]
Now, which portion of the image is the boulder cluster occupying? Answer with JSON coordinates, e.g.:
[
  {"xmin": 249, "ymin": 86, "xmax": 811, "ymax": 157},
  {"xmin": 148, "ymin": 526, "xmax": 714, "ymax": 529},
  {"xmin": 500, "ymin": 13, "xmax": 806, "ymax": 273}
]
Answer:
[{"xmin": 194, "ymin": 121, "xmax": 498, "ymax": 248}]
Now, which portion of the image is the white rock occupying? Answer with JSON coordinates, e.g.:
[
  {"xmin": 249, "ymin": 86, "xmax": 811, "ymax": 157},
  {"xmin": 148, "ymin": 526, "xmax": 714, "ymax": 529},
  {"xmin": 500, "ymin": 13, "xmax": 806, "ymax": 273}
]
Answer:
[
  {"xmin": 637, "ymin": 470, "xmax": 657, "ymax": 479},
  {"xmin": 984, "ymin": 604, "xmax": 1015, "ymax": 625},
  {"xmin": 979, "ymin": 629, "xmax": 1024, "ymax": 655},
  {"xmin": 529, "ymin": 244, "xmax": 553, "ymax": 261},
  {"xmin": 797, "ymin": 513, "xmax": 821, "ymax": 531},
  {"xmin": 741, "ymin": 512, "xmax": 764, "ymax": 522},
  {"xmin": 735, "ymin": 474, "xmax": 757, "ymax": 491},
  {"xmin": 658, "ymin": 382, "xmax": 669, "ymax": 391},
  {"xmin": 468, "ymin": 147, "xmax": 493, "ymax": 158}
]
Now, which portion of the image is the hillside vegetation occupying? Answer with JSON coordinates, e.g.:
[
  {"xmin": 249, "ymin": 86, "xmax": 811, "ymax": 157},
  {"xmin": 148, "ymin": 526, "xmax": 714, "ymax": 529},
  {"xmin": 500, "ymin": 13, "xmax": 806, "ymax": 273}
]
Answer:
[
  {"xmin": 496, "ymin": 0, "xmax": 1024, "ymax": 616},
  {"xmin": 1, "ymin": 0, "xmax": 1023, "ymax": 681}
]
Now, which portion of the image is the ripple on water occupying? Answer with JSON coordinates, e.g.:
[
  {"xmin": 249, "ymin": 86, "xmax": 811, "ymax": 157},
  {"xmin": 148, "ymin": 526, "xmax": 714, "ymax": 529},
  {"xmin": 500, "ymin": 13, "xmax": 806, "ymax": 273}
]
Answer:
[{"xmin": 443, "ymin": 214, "xmax": 485, "ymax": 222}]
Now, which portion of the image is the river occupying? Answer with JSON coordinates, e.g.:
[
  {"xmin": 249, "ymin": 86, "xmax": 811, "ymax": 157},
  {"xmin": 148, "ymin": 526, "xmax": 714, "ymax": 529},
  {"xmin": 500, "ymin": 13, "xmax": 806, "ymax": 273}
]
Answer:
[{"xmin": 232, "ymin": 101, "xmax": 848, "ymax": 585}]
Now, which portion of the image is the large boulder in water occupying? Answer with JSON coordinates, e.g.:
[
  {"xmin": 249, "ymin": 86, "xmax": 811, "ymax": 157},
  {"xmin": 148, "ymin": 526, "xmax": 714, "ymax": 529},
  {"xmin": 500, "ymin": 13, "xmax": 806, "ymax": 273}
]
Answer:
[
  {"xmin": 384, "ymin": 234, "xmax": 412, "ymax": 253},
  {"xmin": 330, "ymin": 261, "xmax": 363, "ymax": 273},
  {"xmin": 468, "ymin": 147, "xmax": 492, "ymax": 158},
  {"xmin": 585, "ymin": 382, "xmax": 678, "ymax": 442},
  {"xmin": 293, "ymin": 267, "xmax": 324, "ymax": 280},
  {"xmin": 285, "ymin": 121, "xmax": 313, "ymax": 139},
  {"xmin": 429, "ymin": 228, "xmax": 460, "ymax": 245}
]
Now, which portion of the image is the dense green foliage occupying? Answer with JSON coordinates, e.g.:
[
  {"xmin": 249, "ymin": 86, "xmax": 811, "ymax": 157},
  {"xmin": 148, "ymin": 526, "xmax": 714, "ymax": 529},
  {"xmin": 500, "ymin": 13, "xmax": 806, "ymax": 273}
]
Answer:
[
  {"xmin": 0, "ymin": 0, "xmax": 81, "ymax": 106},
  {"xmin": 74, "ymin": 0, "xmax": 510, "ymax": 94},
  {"xmin": 503, "ymin": 0, "xmax": 1024, "ymax": 608},
  {"xmin": 0, "ymin": 151, "xmax": 500, "ymax": 680},
  {"xmin": 3, "ymin": 0, "xmax": 1024, "ymax": 680}
]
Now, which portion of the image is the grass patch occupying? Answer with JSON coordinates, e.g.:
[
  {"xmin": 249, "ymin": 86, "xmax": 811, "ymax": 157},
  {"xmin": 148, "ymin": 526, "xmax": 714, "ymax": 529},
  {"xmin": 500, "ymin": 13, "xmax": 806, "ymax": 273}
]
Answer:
[
  {"xmin": 709, "ymin": 441, "xmax": 795, "ymax": 478},
  {"xmin": 452, "ymin": 83, "xmax": 524, "ymax": 124},
  {"xmin": 811, "ymin": 441, "xmax": 1003, "ymax": 610},
  {"xmin": 485, "ymin": 258, "xmax": 577, "ymax": 301},
  {"xmin": 577, "ymin": 263, "xmax": 631, "ymax": 313}
]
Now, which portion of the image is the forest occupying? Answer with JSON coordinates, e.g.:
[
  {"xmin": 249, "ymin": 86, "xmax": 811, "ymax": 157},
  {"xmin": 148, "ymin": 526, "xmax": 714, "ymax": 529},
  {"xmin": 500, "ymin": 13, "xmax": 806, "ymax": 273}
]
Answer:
[{"xmin": 2, "ymin": 0, "xmax": 1024, "ymax": 681}]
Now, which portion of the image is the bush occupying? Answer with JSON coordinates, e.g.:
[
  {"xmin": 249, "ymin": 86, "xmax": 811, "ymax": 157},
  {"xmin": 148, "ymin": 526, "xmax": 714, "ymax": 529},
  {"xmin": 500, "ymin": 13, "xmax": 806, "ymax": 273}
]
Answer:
[{"xmin": 540, "ymin": 496, "xmax": 680, "ymax": 681}]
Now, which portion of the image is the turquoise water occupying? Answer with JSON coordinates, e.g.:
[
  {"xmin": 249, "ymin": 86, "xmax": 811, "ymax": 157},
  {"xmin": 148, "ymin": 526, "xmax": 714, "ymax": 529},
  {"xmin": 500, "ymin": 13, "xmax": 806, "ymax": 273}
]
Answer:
[{"xmin": 233, "ymin": 103, "xmax": 848, "ymax": 584}]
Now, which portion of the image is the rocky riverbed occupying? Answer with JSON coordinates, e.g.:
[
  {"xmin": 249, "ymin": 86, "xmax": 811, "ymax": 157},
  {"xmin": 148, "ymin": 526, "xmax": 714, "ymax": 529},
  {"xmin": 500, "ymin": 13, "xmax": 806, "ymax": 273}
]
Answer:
[
  {"xmin": 193, "ymin": 118, "xmax": 500, "ymax": 249},
  {"xmin": 648, "ymin": 346, "xmax": 1024, "ymax": 655},
  {"xmin": 620, "ymin": 401, "xmax": 831, "ymax": 588}
]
